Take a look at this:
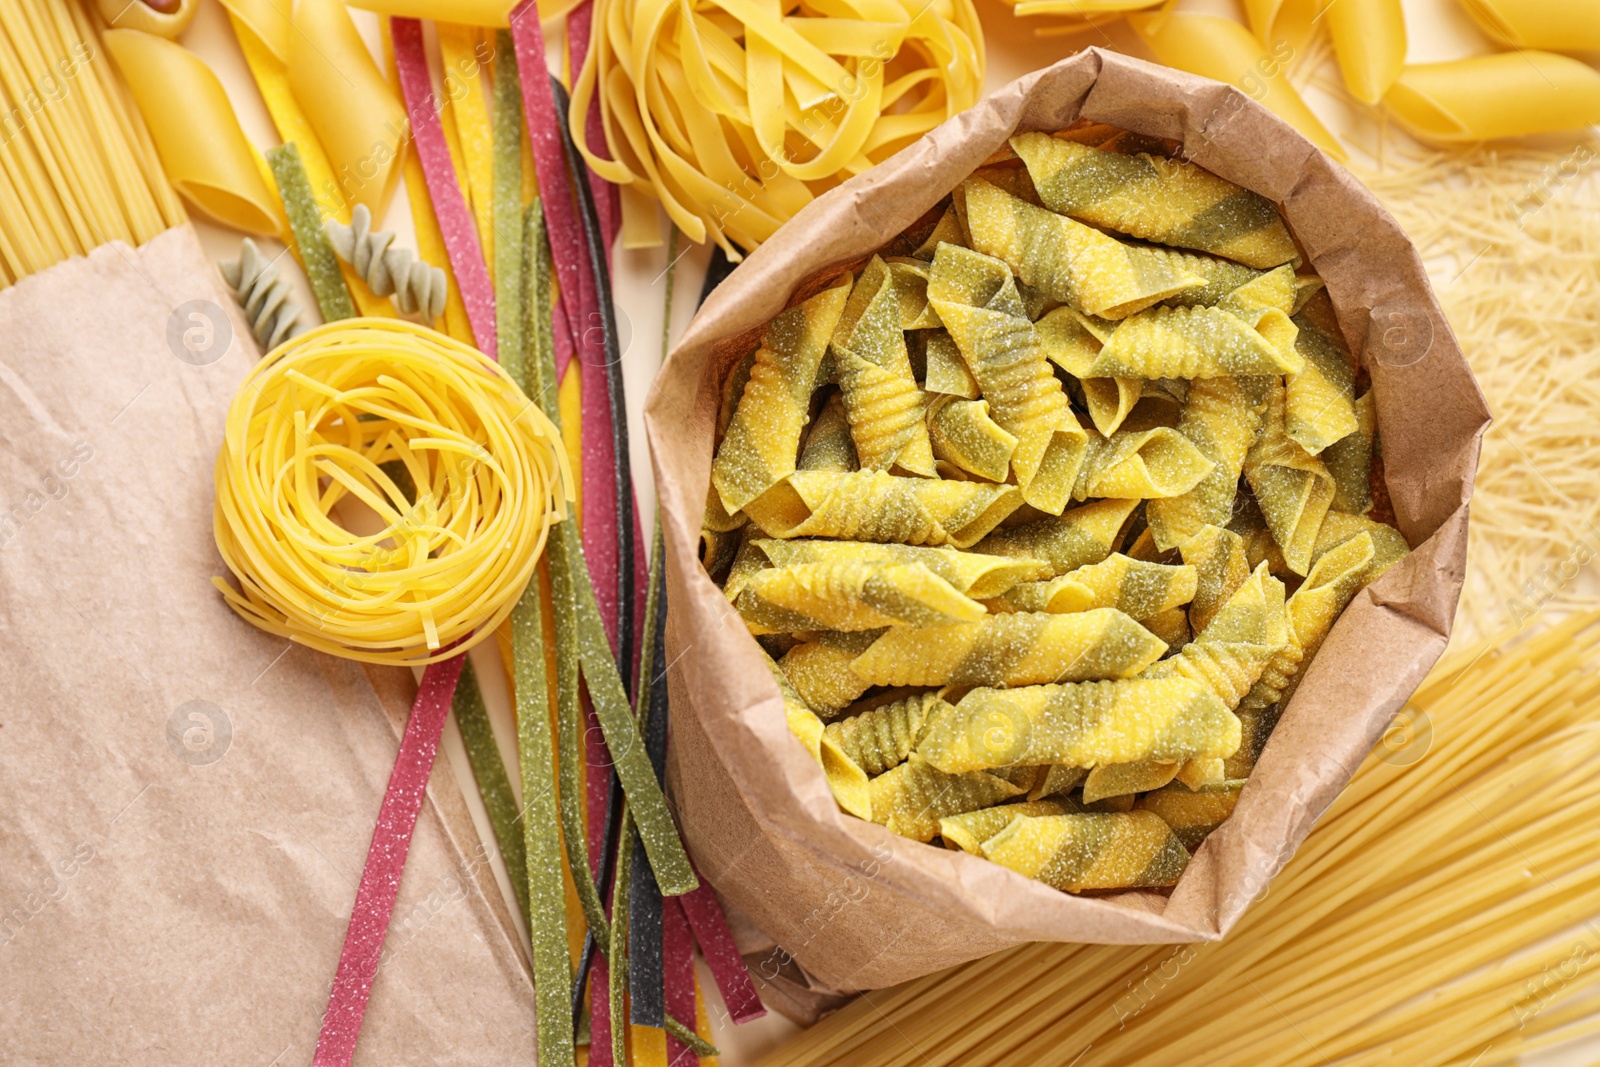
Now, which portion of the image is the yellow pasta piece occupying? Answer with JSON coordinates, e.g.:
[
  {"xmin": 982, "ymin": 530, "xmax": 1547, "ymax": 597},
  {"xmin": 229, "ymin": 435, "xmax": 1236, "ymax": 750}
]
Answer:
[
  {"xmin": 994, "ymin": 555, "xmax": 1198, "ymax": 620},
  {"xmin": 1215, "ymin": 263, "xmax": 1299, "ymax": 318},
  {"xmin": 1146, "ymin": 376, "xmax": 1267, "ymax": 549},
  {"xmin": 963, "ymin": 178, "xmax": 1203, "ymax": 319},
  {"xmin": 850, "ymin": 609, "xmax": 1168, "ymax": 688},
  {"xmin": 939, "ymin": 799, "xmax": 1075, "ymax": 855},
  {"xmin": 1143, "ymin": 606, "xmax": 1191, "ymax": 653},
  {"xmin": 885, "ymin": 259, "xmax": 941, "ymax": 329},
  {"xmin": 1321, "ymin": 0, "xmax": 1406, "ymax": 105},
  {"xmin": 735, "ymin": 560, "xmax": 986, "ymax": 634},
  {"xmin": 922, "ymin": 331, "xmax": 980, "ymax": 399},
  {"xmin": 745, "ymin": 470, "xmax": 1021, "ymax": 548},
  {"xmin": 1323, "ymin": 391, "xmax": 1376, "ymax": 515},
  {"xmin": 1075, "ymin": 427, "xmax": 1216, "ymax": 500},
  {"xmin": 1160, "ymin": 253, "xmax": 1265, "ymax": 308},
  {"xmin": 1312, "ymin": 513, "xmax": 1411, "ymax": 583},
  {"xmin": 103, "ymin": 30, "xmax": 282, "ymax": 235},
  {"xmin": 1143, "ymin": 563, "xmax": 1288, "ymax": 711},
  {"xmin": 1244, "ymin": 379, "xmax": 1336, "ymax": 575},
  {"xmin": 778, "ymin": 633, "xmax": 878, "ymax": 717},
  {"xmin": 928, "ymin": 396, "xmax": 1018, "ymax": 483},
  {"xmin": 1011, "ymin": 131, "xmax": 1302, "ymax": 268},
  {"xmin": 1462, "ymin": 0, "xmax": 1600, "ymax": 50},
  {"xmin": 976, "ymin": 498, "xmax": 1140, "ymax": 575},
  {"xmin": 824, "ymin": 691, "xmax": 951, "ymax": 776},
  {"xmin": 753, "ymin": 539, "xmax": 1049, "ymax": 600},
  {"xmin": 289, "ymin": 0, "xmax": 407, "ymax": 218},
  {"xmin": 913, "ymin": 204, "xmax": 969, "ymax": 260},
  {"xmin": 1126, "ymin": 13, "xmax": 1346, "ymax": 163},
  {"xmin": 713, "ymin": 283, "xmax": 852, "ymax": 512},
  {"xmin": 763, "ymin": 651, "xmax": 871, "ymax": 819},
  {"xmin": 1089, "ymin": 305, "xmax": 1303, "ymax": 379},
  {"xmin": 1285, "ymin": 310, "xmax": 1358, "ymax": 455},
  {"xmin": 1385, "ymin": 53, "xmax": 1600, "ymax": 142},
  {"xmin": 721, "ymin": 536, "xmax": 767, "ymax": 603},
  {"xmin": 918, "ymin": 677, "xmax": 1238, "ymax": 774},
  {"xmin": 1178, "ymin": 524, "xmax": 1252, "ymax": 635},
  {"xmin": 927, "ymin": 244, "xmax": 1089, "ymax": 514},
  {"xmin": 1174, "ymin": 756, "xmax": 1226, "ymax": 791},
  {"xmin": 870, "ymin": 755, "xmax": 1024, "ymax": 842},
  {"xmin": 1081, "ymin": 761, "xmax": 1181, "ymax": 803},
  {"xmin": 97, "ymin": 0, "xmax": 198, "ymax": 36},
  {"xmin": 982, "ymin": 811, "xmax": 1190, "ymax": 891},
  {"xmin": 833, "ymin": 258, "xmax": 936, "ymax": 475},
  {"xmin": 1033, "ymin": 308, "xmax": 1141, "ymax": 436},
  {"xmin": 1029, "ymin": 764, "xmax": 1089, "ymax": 801},
  {"xmin": 1135, "ymin": 780, "xmax": 1243, "ymax": 849},
  {"xmin": 1223, "ymin": 703, "xmax": 1280, "ymax": 779},
  {"xmin": 798, "ymin": 392, "xmax": 859, "ymax": 473}
]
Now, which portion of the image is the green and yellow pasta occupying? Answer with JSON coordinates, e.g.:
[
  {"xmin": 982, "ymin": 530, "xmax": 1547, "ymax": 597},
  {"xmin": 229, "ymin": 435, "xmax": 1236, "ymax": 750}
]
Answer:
[
  {"xmin": 939, "ymin": 799, "xmax": 1075, "ymax": 855},
  {"xmin": 928, "ymin": 396, "xmax": 1018, "ymax": 482},
  {"xmin": 824, "ymin": 691, "xmax": 951, "ymax": 776},
  {"xmin": 1089, "ymin": 304, "xmax": 1304, "ymax": 379},
  {"xmin": 735, "ymin": 560, "xmax": 987, "ymax": 633},
  {"xmin": 993, "ymin": 555, "xmax": 1198, "ymax": 620},
  {"xmin": 763, "ymin": 651, "xmax": 872, "ymax": 819},
  {"xmin": 869, "ymin": 754, "xmax": 1025, "ymax": 841},
  {"xmin": 1075, "ymin": 427, "xmax": 1217, "ymax": 500},
  {"xmin": 1136, "ymin": 780, "xmax": 1245, "ymax": 848},
  {"xmin": 975, "ymin": 498, "xmax": 1140, "ymax": 575},
  {"xmin": 981, "ymin": 811, "xmax": 1191, "ymax": 891},
  {"xmin": 833, "ymin": 257, "xmax": 937, "ymax": 475},
  {"xmin": 1244, "ymin": 379, "xmax": 1337, "ymax": 575},
  {"xmin": 744, "ymin": 470, "xmax": 1021, "ymax": 547}
]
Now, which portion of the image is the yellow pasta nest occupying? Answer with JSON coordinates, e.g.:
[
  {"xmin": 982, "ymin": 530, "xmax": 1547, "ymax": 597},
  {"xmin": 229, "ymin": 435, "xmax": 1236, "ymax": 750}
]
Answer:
[
  {"xmin": 212, "ymin": 319, "xmax": 573, "ymax": 665},
  {"xmin": 703, "ymin": 126, "xmax": 1412, "ymax": 895}
]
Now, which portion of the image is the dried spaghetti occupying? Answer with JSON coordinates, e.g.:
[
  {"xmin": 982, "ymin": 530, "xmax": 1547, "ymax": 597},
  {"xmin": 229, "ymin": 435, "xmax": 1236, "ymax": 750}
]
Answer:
[{"xmin": 212, "ymin": 318, "xmax": 573, "ymax": 665}]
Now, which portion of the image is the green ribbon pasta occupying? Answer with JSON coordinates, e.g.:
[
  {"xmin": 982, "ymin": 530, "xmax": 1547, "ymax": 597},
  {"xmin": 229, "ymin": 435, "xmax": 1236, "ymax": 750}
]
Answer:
[
  {"xmin": 993, "ymin": 554, "xmax": 1197, "ymax": 620},
  {"xmin": 1323, "ymin": 391, "xmax": 1376, "ymax": 515},
  {"xmin": 927, "ymin": 243, "xmax": 1089, "ymax": 514},
  {"xmin": 982, "ymin": 811, "xmax": 1191, "ymax": 891},
  {"xmin": 798, "ymin": 392, "xmax": 860, "ymax": 473},
  {"xmin": 735, "ymin": 560, "xmax": 987, "ymax": 633},
  {"xmin": 1082, "ymin": 760, "xmax": 1182, "ymax": 803},
  {"xmin": 850, "ymin": 608, "xmax": 1168, "ymax": 688},
  {"xmin": 712, "ymin": 281, "xmax": 852, "ymax": 512},
  {"xmin": 1010, "ymin": 132, "xmax": 1299, "ymax": 269},
  {"xmin": 918, "ymin": 676, "xmax": 1238, "ymax": 773},
  {"xmin": 744, "ymin": 470, "xmax": 1021, "ymax": 547},
  {"xmin": 963, "ymin": 178, "xmax": 1204, "ymax": 319},
  {"xmin": 975, "ymin": 498, "xmax": 1140, "ymax": 575},
  {"xmin": 1029, "ymin": 764, "xmax": 1089, "ymax": 800}
]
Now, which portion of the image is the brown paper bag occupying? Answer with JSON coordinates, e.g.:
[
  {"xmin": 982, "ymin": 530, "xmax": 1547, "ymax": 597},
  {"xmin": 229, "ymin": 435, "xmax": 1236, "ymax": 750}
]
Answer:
[
  {"xmin": 0, "ymin": 227, "xmax": 536, "ymax": 1064},
  {"xmin": 647, "ymin": 49, "xmax": 1488, "ymax": 1009}
]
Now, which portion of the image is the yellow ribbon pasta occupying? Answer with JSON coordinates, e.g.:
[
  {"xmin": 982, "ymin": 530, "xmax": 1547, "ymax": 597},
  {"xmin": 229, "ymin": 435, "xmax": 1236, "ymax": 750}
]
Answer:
[
  {"xmin": 735, "ymin": 560, "xmax": 987, "ymax": 633},
  {"xmin": 570, "ymin": 0, "xmax": 984, "ymax": 253},
  {"xmin": 869, "ymin": 755, "xmax": 1024, "ymax": 842},
  {"xmin": 1011, "ymin": 131, "xmax": 1302, "ymax": 268},
  {"xmin": 850, "ymin": 609, "xmax": 1168, "ymax": 688},
  {"xmin": 833, "ymin": 258, "xmax": 936, "ymax": 475},
  {"xmin": 1324, "ymin": 0, "xmax": 1406, "ymax": 105},
  {"xmin": 212, "ymin": 319, "xmax": 573, "ymax": 665},
  {"xmin": 922, "ymin": 332, "xmax": 981, "ymax": 400},
  {"xmin": 1126, "ymin": 13, "xmax": 1346, "ymax": 162},
  {"xmin": 103, "ymin": 30, "xmax": 282, "ymax": 235},
  {"xmin": 1285, "ymin": 306, "xmax": 1358, "ymax": 455},
  {"xmin": 976, "ymin": 497, "xmax": 1139, "ymax": 575},
  {"xmin": 288, "ymin": 0, "xmax": 408, "ymax": 218},
  {"xmin": 1384, "ymin": 53, "xmax": 1600, "ymax": 142},
  {"xmin": 745, "ymin": 470, "xmax": 1022, "ymax": 547},
  {"xmin": 714, "ymin": 282, "xmax": 851, "ymax": 512},
  {"xmin": 928, "ymin": 244, "xmax": 1089, "ymax": 513},
  {"xmin": 994, "ymin": 555, "xmax": 1197, "ymax": 620},
  {"xmin": 824, "ymin": 691, "xmax": 950, "ymax": 777},
  {"xmin": 939, "ymin": 800, "xmax": 1075, "ymax": 855},
  {"xmin": 764, "ymin": 650, "xmax": 872, "ymax": 819},
  {"xmin": 963, "ymin": 178, "xmax": 1203, "ymax": 319},
  {"xmin": 753, "ymin": 539, "xmax": 1049, "ymax": 599},
  {"xmin": 919, "ymin": 677, "xmax": 1238, "ymax": 774}
]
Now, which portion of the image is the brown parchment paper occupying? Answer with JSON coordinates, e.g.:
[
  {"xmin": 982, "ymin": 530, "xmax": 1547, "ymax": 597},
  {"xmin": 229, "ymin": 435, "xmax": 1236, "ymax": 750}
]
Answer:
[
  {"xmin": 0, "ymin": 226, "xmax": 535, "ymax": 1064},
  {"xmin": 647, "ymin": 49, "xmax": 1489, "ymax": 1012}
]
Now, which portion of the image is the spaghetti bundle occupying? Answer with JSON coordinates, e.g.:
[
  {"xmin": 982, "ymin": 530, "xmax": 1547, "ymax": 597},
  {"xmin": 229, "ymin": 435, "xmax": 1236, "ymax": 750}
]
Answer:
[
  {"xmin": 213, "ymin": 318, "xmax": 573, "ymax": 665},
  {"xmin": 571, "ymin": 0, "xmax": 985, "ymax": 254}
]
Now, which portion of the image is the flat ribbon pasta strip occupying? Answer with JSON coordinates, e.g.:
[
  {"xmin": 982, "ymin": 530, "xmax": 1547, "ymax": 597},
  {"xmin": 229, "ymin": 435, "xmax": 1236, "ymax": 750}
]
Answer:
[
  {"xmin": 1075, "ymin": 427, "xmax": 1216, "ymax": 500},
  {"xmin": 976, "ymin": 498, "xmax": 1140, "ymax": 575},
  {"xmin": 981, "ymin": 811, "xmax": 1190, "ymax": 891},
  {"xmin": 1010, "ymin": 131, "xmax": 1301, "ymax": 268},
  {"xmin": 1081, "ymin": 760, "xmax": 1181, "ymax": 803},
  {"xmin": 753, "ymin": 539, "xmax": 1048, "ymax": 599},
  {"xmin": 1146, "ymin": 376, "xmax": 1267, "ymax": 549},
  {"xmin": 735, "ymin": 560, "xmax": 986, "ymax": 633},
  {"xmin": 1143, "ymin": 562, "xmax": 1288, "ymax": 711},
  {"xmin": 963, "ymin": 178, "xmax": 1203, "ymax": 319},
  {"xmin": 824, "ymin": 691, "xmax": 951, "ymax": 776},
  {"xmin": 1323, "ymin": 391, "xmax": 1376, "ymax": 515},
  {"xmin": 928, "ymin": 396, "xmax": 1018, "ymax": 483},
  {"xmin": 928, "ymin": 243, "xmax": 1088, "ymax": 513},
  {"xmin": 745, "ymin": 470, "xmax": 1022, "ymax": 547},
  {"xmin": 1285, "ymin": 307, "xmax": 1358, "ymax": 455},
  {"xmin": 779, "ymin": 631, "xmax": 880, "ymax": 716},
  {"xmin": 713, "ymin": 282, "xmax": 852, "ymax": 512},
  {"xmin": 1384, "ymin": 53, "xmax": 1600, "ymax": 142},
  {"xmin": 1136, "ymin": 780, "xmax": 1243, "ymax": 849},
  {"xmin": 994, "ymin": 555, "xmax": 1197, "ymax": 620},
  {"xmin": 798, "ymin": 392, "xmax": 859, "ymax": 473},
  {"xmin": 833, "ymin": 257, "xmax": 936, "ymax": 475},
  {"xmin": 850, "ymin": 609, "xmax": 1168, "ymax": 687},
  {"xmin": 918, "ymin": 677, "xmax": 1238, "ymax": 773},
  {"xmin": 869, "ymin": 754, "xmax": 1024, "ymax": 841},
  {"xmin": 939, "ymin": 800, "xmax": 1074, "ymax": 855},
  {"xmin": 1178, "ymin": 524, "xmax": 1252, "ymax": 635},
  {"xmin": 1245, "ymin": 378, "xmax": 1336, "ymax": 575},
  {"xmin": 1090, "ymin": 304, "xmax": 1303, "ymax": 379},
  {"xmin": 922, "ymin": 331, "xmax": 980, "ymax": 399},
  {"xmin": 763, "ymin": 650, "xmax": 871, "ymax": 819}
]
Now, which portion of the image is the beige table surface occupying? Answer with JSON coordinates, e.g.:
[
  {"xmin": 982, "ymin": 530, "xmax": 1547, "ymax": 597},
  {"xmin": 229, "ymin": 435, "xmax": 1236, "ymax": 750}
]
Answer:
[{"xmin": 181, "ymin": 0, "xmax": 1600, "ymax": 1061}]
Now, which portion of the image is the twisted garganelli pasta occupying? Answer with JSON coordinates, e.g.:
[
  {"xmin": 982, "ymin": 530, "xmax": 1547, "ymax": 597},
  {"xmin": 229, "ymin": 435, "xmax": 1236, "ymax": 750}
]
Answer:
[
  {"xmin": 703, "ymin": 126, "xmax": 1410, "ymax": 896},
  {"xmin": 213, "ymin": 319, "xmax": 573, "ymax": 665}
]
